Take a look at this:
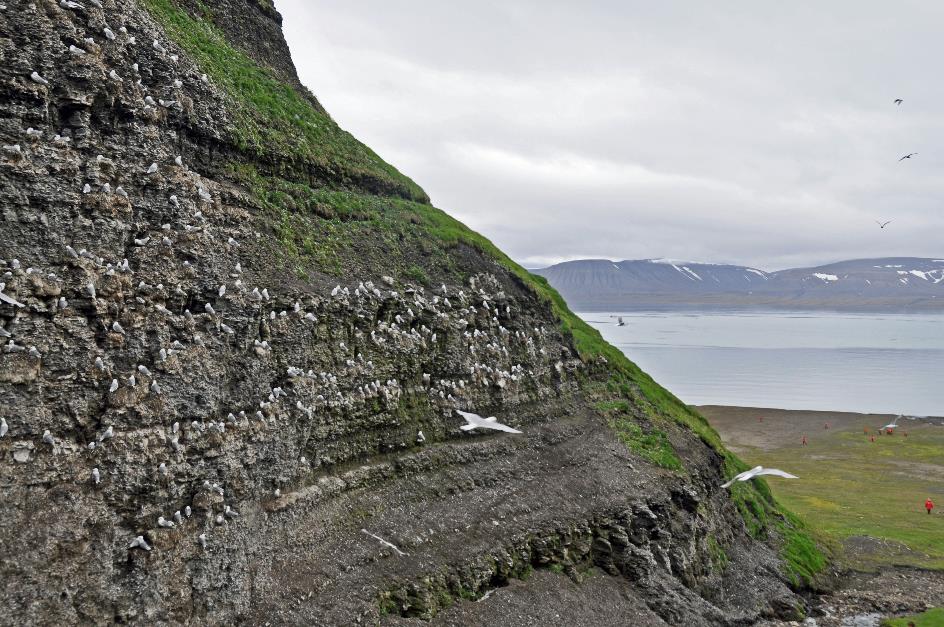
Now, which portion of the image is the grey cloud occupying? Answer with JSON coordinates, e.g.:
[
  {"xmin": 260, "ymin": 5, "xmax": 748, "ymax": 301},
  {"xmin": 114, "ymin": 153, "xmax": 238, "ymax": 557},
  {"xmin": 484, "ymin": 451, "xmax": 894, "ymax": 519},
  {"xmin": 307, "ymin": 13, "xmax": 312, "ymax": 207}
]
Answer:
[{"xmin": 278, "ymin": 0, "xmax": 944, "ymax": 269}]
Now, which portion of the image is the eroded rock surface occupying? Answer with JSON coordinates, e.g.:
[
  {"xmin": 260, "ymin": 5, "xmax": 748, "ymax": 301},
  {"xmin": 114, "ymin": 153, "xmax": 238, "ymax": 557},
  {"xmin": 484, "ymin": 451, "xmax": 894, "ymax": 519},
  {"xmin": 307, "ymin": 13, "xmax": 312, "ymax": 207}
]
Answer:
[{"xmin": 0, "ymin": 1, "xmax": 807, "ymax": 624}]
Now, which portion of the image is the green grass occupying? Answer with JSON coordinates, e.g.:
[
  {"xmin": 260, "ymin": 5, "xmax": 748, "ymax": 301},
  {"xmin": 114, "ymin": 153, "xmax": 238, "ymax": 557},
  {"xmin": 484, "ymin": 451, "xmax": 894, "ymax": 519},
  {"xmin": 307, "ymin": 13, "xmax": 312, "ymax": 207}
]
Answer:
[
  {"xmin": 706, "ymin": 535, "xmax": 730, "ymax": 572},
  {"xmin": 596, "ymin": 400, "xmax": 682, "ymax": 470},
  {"xmin": 776, "ymin": 510, "xmax": 829, "ymax": 588},
  {"xmin": 405, "ymin": 264, "xmax": 430, "ymax": 286},
  {"xmin": 733, "ymin": 424, "xmax": 944, "ymax": 570},
  {"xmin": 883, "ymin": 608, "xmax": 944, "ymax": 627},
  {"xmin": 142, "ymin": 0, "xmax": 426, "ymax": 202}
]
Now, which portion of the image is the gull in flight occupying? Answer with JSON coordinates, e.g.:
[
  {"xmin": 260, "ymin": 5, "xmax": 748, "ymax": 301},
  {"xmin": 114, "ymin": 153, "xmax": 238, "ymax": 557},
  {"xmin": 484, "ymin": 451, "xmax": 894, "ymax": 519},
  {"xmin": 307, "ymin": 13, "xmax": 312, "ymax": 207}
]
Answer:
[
  {"xmin": 880, "ymin": 416, "xmax": 900, "ymax": 430},
  {"xmin": 899, "ymin": 153, "xmax": 918, "ymax": 161},
  {"xmin": 721, "ymin": 465, "xmax": 797, "ymax": 489},
  {"xmin": 894, "ymin": 98, "xmax": 903, "ymax": 105},
  {"xmin": 456, "ymin": 410, "xmax": 522, "ymax": 434},
  {"xmin": 875, "ymin": 220, "xmax": 892, "ymax": 229}
]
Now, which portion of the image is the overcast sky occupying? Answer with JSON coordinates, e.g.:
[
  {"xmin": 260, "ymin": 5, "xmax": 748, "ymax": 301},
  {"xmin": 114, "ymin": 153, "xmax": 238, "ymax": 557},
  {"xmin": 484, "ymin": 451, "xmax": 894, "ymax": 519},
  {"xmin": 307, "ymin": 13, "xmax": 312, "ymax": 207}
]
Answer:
[{"xmin": 278, "ymin": 1, "xmax": 944, "ymax": 270}]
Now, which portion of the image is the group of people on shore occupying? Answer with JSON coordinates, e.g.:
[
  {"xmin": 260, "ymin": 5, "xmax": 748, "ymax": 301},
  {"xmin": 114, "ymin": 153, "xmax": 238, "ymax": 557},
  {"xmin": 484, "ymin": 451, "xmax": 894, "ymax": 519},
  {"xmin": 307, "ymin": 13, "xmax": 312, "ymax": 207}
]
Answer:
[{"xmin": 788, "ymin": 417, "xmax": 934, "ymax": 515}]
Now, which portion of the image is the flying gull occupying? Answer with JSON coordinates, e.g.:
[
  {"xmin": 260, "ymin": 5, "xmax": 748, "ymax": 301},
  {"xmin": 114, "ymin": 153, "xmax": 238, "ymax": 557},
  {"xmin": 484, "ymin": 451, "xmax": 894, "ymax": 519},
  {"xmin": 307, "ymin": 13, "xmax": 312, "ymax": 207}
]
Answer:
[
  {"xmin": 456, "ymin": 410, "xmax": 522, "ymax": 434},
  {"xmin": 721, "ymin": 465, "xmax": 798, "ymax": 489},
  {"xmin": 880, "ymin": 416, "xmax": 900, "ymax": 430}
]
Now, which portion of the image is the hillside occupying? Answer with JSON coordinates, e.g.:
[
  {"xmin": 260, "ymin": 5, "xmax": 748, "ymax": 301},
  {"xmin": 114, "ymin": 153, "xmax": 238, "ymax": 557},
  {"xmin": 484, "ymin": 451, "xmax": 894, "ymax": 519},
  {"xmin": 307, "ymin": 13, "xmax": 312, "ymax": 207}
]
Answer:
[
  {"xmin": 0, "ymin": 1, "xmax": 820, "ymax": 624},
  {"xmin": 534, "ymin": 257, "xmax": 944, "ymax": 311}
]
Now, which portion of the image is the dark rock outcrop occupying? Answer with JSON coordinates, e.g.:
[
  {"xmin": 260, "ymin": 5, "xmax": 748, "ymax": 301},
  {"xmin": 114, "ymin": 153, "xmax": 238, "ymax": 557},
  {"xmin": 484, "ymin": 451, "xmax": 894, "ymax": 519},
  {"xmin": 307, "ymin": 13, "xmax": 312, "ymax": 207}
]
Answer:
[{"xmin": 0, "ymin": 1, "xmax": 812, "ymax": 624}]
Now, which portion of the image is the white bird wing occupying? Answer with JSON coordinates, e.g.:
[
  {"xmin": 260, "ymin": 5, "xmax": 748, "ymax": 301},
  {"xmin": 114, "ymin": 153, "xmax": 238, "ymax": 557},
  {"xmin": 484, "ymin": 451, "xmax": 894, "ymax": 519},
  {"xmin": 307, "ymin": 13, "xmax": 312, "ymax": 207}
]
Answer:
[
  {"xmin": 456, "ymin": 410, "xmax": 482, "ymax": 431},
  {"xmin": 456, "ymin": 410, "xmax": 480, "ymax": 423},
  {"xmin": 456, "ymin": 410, "xmax": 521, "ymax": 434},
  {"xmin": 754, "ymin": 468, "xmax": 798, "ymax": 480},
  {"xmin": 721, "ymin": 472, "xmax": 747, "ymax": 489},
  {"xmin": 721, "ymin": 466, "xmax": 761, "ymax": 488},
  {"xmin": 480, "ymin": 420, "xmax": 522, "ymax": 434},
  {"xmin": 0, "ymin": 291, "xmax": 24, "ymax": 308}
]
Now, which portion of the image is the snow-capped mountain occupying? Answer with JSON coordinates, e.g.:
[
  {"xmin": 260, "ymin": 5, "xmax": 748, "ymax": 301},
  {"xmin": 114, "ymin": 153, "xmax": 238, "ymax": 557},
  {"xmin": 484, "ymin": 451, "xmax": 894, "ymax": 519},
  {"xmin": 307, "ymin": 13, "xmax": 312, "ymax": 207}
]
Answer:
[{"xmin": 532, "ymin": 257, "xmax": 944, "ymax": 311}]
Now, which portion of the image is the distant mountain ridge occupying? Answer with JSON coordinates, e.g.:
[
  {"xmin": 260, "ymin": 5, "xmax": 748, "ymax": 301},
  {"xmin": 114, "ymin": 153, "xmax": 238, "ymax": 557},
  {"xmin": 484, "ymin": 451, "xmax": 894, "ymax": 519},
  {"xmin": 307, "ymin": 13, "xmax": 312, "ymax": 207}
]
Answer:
[{"xmin": 532, "ymin": 257, "xmax": 944, "ymax": 311}]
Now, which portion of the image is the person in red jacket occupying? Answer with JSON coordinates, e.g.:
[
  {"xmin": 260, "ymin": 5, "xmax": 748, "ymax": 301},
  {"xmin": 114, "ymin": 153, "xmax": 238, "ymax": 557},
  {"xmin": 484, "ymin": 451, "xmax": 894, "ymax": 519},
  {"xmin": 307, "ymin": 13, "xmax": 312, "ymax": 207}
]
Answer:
[{"xmin": 926, "ymin": 498, "xmax": 934, "ymax": 515}]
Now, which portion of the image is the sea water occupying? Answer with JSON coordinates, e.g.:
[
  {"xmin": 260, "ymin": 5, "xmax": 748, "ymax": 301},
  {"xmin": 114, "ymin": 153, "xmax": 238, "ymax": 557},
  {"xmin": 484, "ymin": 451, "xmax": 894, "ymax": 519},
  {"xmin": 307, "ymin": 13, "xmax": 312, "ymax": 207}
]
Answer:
[{"xmin": 580, "ymin": 311, "xmax": 944, "ymax": 416}]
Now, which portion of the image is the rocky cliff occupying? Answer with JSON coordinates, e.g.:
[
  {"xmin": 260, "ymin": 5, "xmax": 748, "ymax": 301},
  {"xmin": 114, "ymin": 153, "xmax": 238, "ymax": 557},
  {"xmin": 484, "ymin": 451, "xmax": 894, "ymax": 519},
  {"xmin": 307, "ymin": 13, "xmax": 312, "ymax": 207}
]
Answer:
[{"xmin": 0, "ymin": 1, "xmax": 822, "ymax": 624}]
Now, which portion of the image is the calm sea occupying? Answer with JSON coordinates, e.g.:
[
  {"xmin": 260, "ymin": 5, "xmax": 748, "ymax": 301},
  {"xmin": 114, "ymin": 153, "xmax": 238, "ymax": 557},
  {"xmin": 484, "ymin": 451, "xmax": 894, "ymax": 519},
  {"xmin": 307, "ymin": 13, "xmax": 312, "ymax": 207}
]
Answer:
[{"xmin": 580, "ymin": 311, "xmax": 944, "ymax": 416}]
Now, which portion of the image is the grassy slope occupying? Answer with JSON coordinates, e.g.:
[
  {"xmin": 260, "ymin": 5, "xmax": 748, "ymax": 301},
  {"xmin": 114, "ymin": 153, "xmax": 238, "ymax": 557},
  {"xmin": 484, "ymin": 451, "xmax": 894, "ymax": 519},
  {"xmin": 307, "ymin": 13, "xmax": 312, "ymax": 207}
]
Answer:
[
  {"xmin": 736, "ymin": 423, "xmax": 944, "ymax": 570},
  {"xmin": 142, "ymin": 0, "xmax": 426, "ymax": 202},
  {"xmin": 142, "ymin": 0, "xmax": 826, "ymax": 589},
  {"xmin": 883, "ymin": 608, "xmax": 944, "ymax": 627}
]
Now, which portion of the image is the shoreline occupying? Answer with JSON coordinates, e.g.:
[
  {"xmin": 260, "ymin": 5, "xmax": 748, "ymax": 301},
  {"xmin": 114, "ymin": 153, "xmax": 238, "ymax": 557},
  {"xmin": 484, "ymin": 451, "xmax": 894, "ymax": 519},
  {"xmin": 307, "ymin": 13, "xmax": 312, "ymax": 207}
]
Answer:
[
  {"xmin": 696, "ymin": 405, "xmax": 944, "ymax": 424},
  {"xmin": 696, "ymin": 405, "xmax": 944, "ymax": 455},
  {"xmin": 699, "ymin": 405, "xmax": 944, "ymax": 625}
]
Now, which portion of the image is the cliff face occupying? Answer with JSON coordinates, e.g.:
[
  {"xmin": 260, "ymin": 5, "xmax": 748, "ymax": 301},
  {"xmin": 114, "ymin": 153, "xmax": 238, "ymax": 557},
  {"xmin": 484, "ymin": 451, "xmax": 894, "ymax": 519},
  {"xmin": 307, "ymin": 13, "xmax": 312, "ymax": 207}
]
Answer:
[{"xmin": 0, "ymin": 1, "xmax": 818, "ymax": 624}]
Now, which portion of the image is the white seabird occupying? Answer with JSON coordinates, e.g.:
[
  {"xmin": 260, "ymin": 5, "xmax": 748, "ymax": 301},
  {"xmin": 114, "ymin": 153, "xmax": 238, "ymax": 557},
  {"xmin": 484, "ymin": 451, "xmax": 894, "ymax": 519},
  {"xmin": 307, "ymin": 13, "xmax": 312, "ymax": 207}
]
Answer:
[
  {"xmin": 0, "ymin": 289, "xmax": 24, "ymax": 308},
  {"xmin": 129, "ymin": 535, "xmax": 152, "ymax": 551},
  {"xmin": 456, "ymin": 410, "xmax": 522, "ymax": 434},
  {"xmin": 721, "ymin": 466, "xmax": 798, "ymax": 489},
  {"xmin": 880, "ymin": 416, "xmax": 901, "ymax": 431}
]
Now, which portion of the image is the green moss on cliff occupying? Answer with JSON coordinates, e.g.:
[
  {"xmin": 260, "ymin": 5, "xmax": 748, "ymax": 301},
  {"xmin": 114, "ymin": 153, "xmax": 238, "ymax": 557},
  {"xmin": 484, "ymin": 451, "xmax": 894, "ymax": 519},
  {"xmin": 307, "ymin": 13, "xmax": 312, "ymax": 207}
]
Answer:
[
  {"xmin": 595, "ymin": 400, "xmax": 682, "ymax": 470},
  {"xmin": 882, "ymin": 608, "xmax": 944, "ymax": 627},
  {"xmin": 777, "ymin": 511, "xmax": 829, "ymax": 588},
  {"xmin": 141, "ymin": 0, "xmax": 426, "ymax": 202}
]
